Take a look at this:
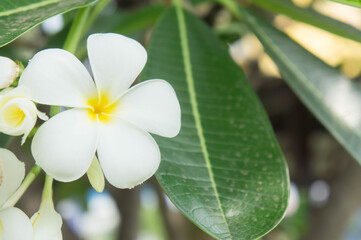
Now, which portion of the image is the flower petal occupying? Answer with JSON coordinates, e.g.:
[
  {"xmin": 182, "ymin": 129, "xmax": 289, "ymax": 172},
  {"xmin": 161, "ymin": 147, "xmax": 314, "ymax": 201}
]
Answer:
[
  {"xmin": 0, "ymin": 57, "xmax": 19, "ymax": 89},
  {"xmin": 19, "ymin": 49, "xmax": 97, "ymax": 108},
  {"xmin": 115, "ymin": 80, "xmax": 181, "ymax": 138},
  {"xmin": 0, "ymin": 98, "xmax": 37, "ymax": 143},
  {"xmin": 31, "ymin": 109, "xmax": 98, "ymax": 182},
  {"xmin": 87, "ymin": 33, "xmax": 147, "ymax": 101},
  {"xmin": 0, "ymin": 207, "xmax": 32, "ymax": 240},
  {"xmin": 0, "ymin": 149, "xmax": 25, "ymax": 207},
  {"xmin": 97, "ymin": 119, "xmax": 160, "ymax": 189},
  {"xmin": 31, "ymin": 197, "xmax": 63, "ymax": 240}
]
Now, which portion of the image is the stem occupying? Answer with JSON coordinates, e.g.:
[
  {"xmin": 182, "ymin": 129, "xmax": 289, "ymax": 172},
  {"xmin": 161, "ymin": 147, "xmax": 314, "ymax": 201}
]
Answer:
[
  {"xmin": 84, "ymin": 0, "xmax": 111, "ymax": 31},
  {"xmin": 171, "ymin": 0, "xmax": 182, "ymax": 6},
  {"xmin": 41, "ymin": 175, "xmax": 54, "ymax": 207},
  {"xmin": 217, "ymin": 0, "xmax": 242, "ymax": 20},
  {"xmin": 62, "ymin": 6, "xmax": 91, "ymax": 54},
  {"xmin": 2, "ymin": 165, "xmax": 42, "ymax": 208}
]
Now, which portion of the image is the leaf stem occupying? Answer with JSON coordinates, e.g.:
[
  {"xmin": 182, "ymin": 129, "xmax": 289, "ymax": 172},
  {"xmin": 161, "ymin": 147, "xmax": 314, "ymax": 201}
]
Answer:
[
  {"xmin": 217, "ymin": 0, "xmax": 242, "ymax": 20},
  {"xmin": 84, "ymin": 0, "xmax": 111, "ymax": 31},
  {"xmin": 41, "ymin": 174, "xmax": 54, "ymax": 207},
  {"xmin": 2, "ymin": 165, "xmax": 42, "ymax": 208},
  {"xmin": 62, "ymin": 6, "xmax": 91, "ymax": 54},
  {"xmin": 171, "ymin": 0, "xmax": 182, "ymax": 7}
]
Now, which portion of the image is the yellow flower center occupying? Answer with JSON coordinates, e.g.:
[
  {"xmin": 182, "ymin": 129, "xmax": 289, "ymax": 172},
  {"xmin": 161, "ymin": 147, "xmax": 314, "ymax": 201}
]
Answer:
[
  {"xmin": 3, "ymin": 105, "xmax": 25, "ymax": 127},
  {"xmin": 87, "ymin": 92, "xmax": 118, "ymax": 122}
]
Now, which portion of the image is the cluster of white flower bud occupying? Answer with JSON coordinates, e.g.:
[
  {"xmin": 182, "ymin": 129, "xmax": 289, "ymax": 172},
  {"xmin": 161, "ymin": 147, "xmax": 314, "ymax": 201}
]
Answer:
[
  {"xmin": 0, "ymin": 149, "xmax": 62, "ymax": 240},
  {"xmin": 0, "ymin": 57, "xmax": 19, "ymax": 89},
  {"xmin": 0, "ymin": 57, "xmax": 47, "ymax": 144}
]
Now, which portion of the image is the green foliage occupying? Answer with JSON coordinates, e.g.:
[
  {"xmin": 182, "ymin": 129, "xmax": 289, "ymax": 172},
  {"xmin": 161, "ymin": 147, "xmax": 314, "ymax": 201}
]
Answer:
[
  {"xmin": 241, "ymin": 8, "xmax": 361, "ymax": 166},
  {"xmin": 0, "ymin": 0, "xmax": 96, "ymax": 47},
  {"xmin": 0, "ymin": 133, "xmax": 10, "ymax": 147},
  {"xmin": 141, "ymin": 6, "xmax": 289, "ymax": 240},
  {"xmin": 330, "ymin": 0, "xmax": 361, "ymax": 8},
  {"xmin": 250, "ymin": 0, "xmax": 361, "ymax": 43},
  {"xmin": 4, "ymin": 0, "xmax": 361, "ymax": 238}
]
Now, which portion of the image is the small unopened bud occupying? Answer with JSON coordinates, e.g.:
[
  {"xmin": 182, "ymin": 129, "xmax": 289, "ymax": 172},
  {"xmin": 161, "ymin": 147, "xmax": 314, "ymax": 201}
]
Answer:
[
  {"xmin": 87, "ymin": 156, "xmax": 105, "ymax": 193},
  {"xmin": 0, "ymin": 56, "xmax": 19, "ymax": 89}
]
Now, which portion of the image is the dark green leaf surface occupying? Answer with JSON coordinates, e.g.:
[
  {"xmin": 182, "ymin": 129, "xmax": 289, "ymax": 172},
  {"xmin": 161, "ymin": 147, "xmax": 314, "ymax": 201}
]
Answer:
[
  {"xmin": 112, "ymin": 4, "xmax": 165, "ymax": 34},
  {"xmin": 0, "ymin": 0, "xmax": 96, "ymax": 47},
  {"xmin": 141, "ymin": 6, "xmax": 289, "ymax": 240},
  {"xmin": 242, "ymin": 9, "xmax": 361, "ymax": 165},
  {"xmin": 189, "ymin": 0, "xmax": 211, "ymax": 4},
  {"xmin": 250, "ymin": 0, "xmax": 361, "ymax": 43},
  {"xmin": 0, "ymin": 133, "xmax": 10, "ymax": 147}
]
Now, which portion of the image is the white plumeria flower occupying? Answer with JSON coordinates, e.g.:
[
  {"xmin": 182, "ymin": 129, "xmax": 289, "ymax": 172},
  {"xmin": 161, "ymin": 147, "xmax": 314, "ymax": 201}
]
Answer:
[
  {"xmin": 0, "ymin": 148, "xmax": 62, "ymax": 240},
  {"xmin": 0, "ymin": 86, "xmax": 48, "ymax": 144},
  {"xmin": 0, "ymin": 57, "xmax": 19, "ymax": 89},
  {"xmin": 19, "ymin": 33, "xmax": 181, "ymax": 188}
]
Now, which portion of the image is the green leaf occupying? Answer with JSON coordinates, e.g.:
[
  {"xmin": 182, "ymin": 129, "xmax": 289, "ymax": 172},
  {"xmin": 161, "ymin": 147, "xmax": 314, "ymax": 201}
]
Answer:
[
  {"xmin": 141, "ymin": 6, "xmax": 289, "ymax": 240},
  {"xmin": 0, "ymin": 0, "xmax": 96, "ymax": 47},
  {"xmin": 73, "ymin": 4, "xmax": 165, "ymax": 60},
  {"xmin": 241, "ymin": 8, "xmax": 361, "ymax": 165},
  {"xmin": 188, "ymin": 0, "xmax": 212, "ymax": 4},
  {"xmin": 0, "ymin": 133, "xmax": 10, "ymax": 148},
  {"xmin": 330, "ymin": 0, "xmax": 361, "ymax": 8},
  {"xmin": 249, "ymin": 0, "xmax": 361, "ymax": 43},
  {"xmin": 112, "ymin": 4, "xmax": 165, "ymax": 35}
]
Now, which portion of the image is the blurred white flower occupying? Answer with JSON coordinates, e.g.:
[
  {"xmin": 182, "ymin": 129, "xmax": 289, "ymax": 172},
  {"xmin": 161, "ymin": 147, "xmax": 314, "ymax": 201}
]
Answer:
[
  {"xmin": 19, "ymin": 33, "xmax": 181, "ymax": 188},
  {"xmin": 41, "ymin": 14, "xmax": 64, "ymax": 35},
  {"xmin": 0, "ymin": 148, "xmax": 63, "ymax": 240},
  {"xmin": 0, "ymin": 86, "xmax": 48, "ymax": 144},
  {"xmin": 0, "ymin": 57, "xmax": 19, "ymax": 89}
]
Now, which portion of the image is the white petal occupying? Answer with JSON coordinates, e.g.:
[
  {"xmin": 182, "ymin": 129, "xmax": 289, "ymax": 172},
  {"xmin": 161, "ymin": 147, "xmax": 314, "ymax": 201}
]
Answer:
[
  {"xmin": 0, "ymin": 86, "xmax": 32, "ymax": 102},
  {"xmin": 31, "ymin": 197, "xmax": 63, "ymax": 240},
  {"xmin": 0, "ymin": 207, "xmax": 32, "ymax": 240},
  {"xmin": 87, "ymin": 33, "xmax": 147, "ymax": 101},
  {"xmin": 97, "ymin": 119, "xmax": 160, "ymax": 189},
  {"xmin": 19, "ymin": 49, "xmax": 97, "ymax": 108},
  {"xmin": 115, "ymin": 80, "xmax": 181, "ymax": 137},
  {"xmin": 0, "ymin": 87, "xmax": 47, "ymax": 144},
  {"xmin": 0, "ymin": 98, "xmax": 38, "ymax": 142},
  {"xmin": 0, "ymin": 149, "xmax": 25, "ymax": 207},
  {"xmin": 0, "ymin": 87, "xmax": 37, "ymax": 136},
  {"xmin": 0, "ymin": 57, "xmax": 19, "ymax": 89},
  {"xmin": 31, "ymin": 109, "xmax": 98, "ymax": 182},
  {"xmin": 37, "ymin": 110, "xmax": 49, "ymax": 121}
]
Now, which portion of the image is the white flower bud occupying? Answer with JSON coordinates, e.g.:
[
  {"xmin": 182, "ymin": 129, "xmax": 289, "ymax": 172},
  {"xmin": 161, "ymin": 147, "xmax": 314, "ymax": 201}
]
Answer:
[
  {"xmin": 0, "ymin": 86, "xmax": 48, "ymax": 144},
  {"xmin": 0, "ymin": 57, "xmax": 19, "ymax": 89}
]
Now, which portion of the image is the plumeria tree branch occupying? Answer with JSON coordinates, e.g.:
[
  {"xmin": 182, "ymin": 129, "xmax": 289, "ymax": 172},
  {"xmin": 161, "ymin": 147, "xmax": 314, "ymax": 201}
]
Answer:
[{"xmin": 2, "ymin": 165, "xmax": 42, "ymax": 208}]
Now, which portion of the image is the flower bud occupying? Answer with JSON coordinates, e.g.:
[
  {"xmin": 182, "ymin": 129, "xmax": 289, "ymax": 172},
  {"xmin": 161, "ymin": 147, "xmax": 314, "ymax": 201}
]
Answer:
[
  {"xmin": 0, "ymin": 87, "xmax": 48, "ymax": 144},
  {"xmin": 87, "ymin": 156, "xmax": 105, "ymax": 193},
  {"xmin": 0, "ymin": 57, "xmax": 19, "ymax": 89}
]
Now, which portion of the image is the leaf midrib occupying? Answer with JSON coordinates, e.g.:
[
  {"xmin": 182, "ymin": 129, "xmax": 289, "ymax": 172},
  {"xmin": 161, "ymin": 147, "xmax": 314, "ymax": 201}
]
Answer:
[
  {"xmin": 0, "ymin": 0, "xmax": 61, "ymax": 17},
  {"xmin": 174, "ymin": 3, "xmax": 233, "ymax": 239}
]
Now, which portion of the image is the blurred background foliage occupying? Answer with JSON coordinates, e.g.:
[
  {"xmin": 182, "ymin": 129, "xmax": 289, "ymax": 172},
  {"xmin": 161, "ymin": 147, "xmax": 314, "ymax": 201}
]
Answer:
[{"xmin": 2, "ymin": 0, "xmax": 361, "ymax": 239}]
